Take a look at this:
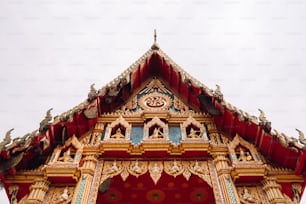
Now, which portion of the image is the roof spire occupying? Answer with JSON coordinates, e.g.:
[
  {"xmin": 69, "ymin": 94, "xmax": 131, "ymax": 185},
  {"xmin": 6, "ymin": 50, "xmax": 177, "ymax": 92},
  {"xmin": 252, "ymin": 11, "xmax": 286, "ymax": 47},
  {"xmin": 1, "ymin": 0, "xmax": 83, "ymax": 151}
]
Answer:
[
  {"xmin": 151, "ymin": 29, "xmax": 159, "ymax": 50},
  {"xmin": 154, "ymin": 29, "xmax": 157, "ymax": 44}
]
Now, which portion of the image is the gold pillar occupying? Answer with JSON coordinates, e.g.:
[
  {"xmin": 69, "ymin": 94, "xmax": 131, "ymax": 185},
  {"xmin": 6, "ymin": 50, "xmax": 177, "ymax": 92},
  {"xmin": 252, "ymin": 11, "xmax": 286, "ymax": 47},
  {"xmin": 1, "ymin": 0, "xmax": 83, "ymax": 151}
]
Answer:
[
  {"xmin": 213, "ymin": 153, "xmax": 240, "ymax": 204},
  {"xmin": 262, "ymin": 177, "xmax": 286, "ymax": 204},
  {"xmin": 71, "ymin": 154, "xmax": 98, "ymax": 204},
  {"xmin": 26, "ymin": 177, "xmax": 50, "ymax": 204}
]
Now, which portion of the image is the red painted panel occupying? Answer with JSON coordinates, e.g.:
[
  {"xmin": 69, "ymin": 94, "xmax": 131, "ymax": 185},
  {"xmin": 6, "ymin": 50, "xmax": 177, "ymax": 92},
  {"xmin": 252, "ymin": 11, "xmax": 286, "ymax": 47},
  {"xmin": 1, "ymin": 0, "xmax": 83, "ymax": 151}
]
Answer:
[
  {"xmin": 283, "ymin": 149, "xmax": 299, "ymax": 169},
  {"xmin": 235, "ymin": 119, "xmax": 247, "ymax": 137},
  {"xmin": 222, "ymin": 110, "xmax": 235, "ymax": 135},
  {"xmin": 259, "ymin": 133, "xmax": 272, "ymax": 156},
  {"xmin": 245, "ymin": 123, "xmax": 259, "ymax": 144},
  {"xmin": 170, "ymin": 69, "xmax": 179, "ymax": 90},
  {"xmin": 74, "ymin": 113, "xmax": 88, "ymax": 137},
  {"xmin": 179, "ymin": 82, "xmax": 189, "ymax": 102},
  {"xmin": 280, "ymin": 182, "xmax": 294, "ymax": 200},
  {"xmin": 235, "ymin": 176, "xmax": 263, "ymax": 183},
  {"xmin": 97, "ymin": 172, "xmax": 215, "ymax": 204},
  {"xmin": 160, "ymin": 59, "xmax": 170, "ymax": 82},
  {"xmin": 15, "ymin": 183, "xmax": 31, "ymax": 201},
  {"xmin": 102, "ymin": 151, "xmax": 131, "ymax": 158}
]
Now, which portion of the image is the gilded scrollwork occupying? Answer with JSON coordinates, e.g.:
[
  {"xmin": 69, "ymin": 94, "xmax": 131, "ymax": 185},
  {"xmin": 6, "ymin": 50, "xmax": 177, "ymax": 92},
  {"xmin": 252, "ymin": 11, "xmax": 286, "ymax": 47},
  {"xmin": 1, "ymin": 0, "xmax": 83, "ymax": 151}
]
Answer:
[{"xmin": 173, "ymin": 96, "xmax": 189, "ymax": 112}]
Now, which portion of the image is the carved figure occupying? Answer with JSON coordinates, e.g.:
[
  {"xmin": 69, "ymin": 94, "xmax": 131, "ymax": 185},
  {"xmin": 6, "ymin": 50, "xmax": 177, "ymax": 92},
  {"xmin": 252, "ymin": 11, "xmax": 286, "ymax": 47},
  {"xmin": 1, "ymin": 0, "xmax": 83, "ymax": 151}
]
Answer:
[
  {"xmin": 58, "ymin": 148, "xmax": 74, "ymax": 163},
  {"xmin": 131, "ymin": 160, "xmax": 142, "ymax": 174},
  {"xmin": 152, "ymin": 163, "xmax": 160, "ymax": 173},
  {"xmin": 107, "ymin": 161, "xmax": 119, "ymax": 174},
  {"xmin": 110, "ymin": 128, "xmax": 125, "ymax": 139},
  {"xmin": 187, "ymin": 127, "xmax": 200, "ymax": 139},
  {"xmin": 238, "ymin": 148, "xmax": 252, "ymax": 162},
  {"xmin": 170, "ymin": 160, "xmax": 180, "ymax": 173},
  {"xmin": 193, "ymin": 161, "xmax": 203, "ymax": 173},
  {"xmin": 55, "ymin": 187, "xmax": 72, "ymax": 204},
  {"xmin": 150, "ymin": 127, "xmax": 163, "ymax": 139},
  {"xmin": 240, "ymin": 187, "xmax": 260, "ymax": 204}
]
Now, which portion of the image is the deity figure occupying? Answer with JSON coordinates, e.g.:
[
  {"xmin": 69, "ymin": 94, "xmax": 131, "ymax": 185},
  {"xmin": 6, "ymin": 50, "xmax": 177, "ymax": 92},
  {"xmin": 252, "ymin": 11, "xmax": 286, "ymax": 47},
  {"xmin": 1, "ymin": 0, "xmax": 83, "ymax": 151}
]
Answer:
[
  {"xmin": 152, "ymin": 163, "xmax": 160, "ymax": 173},
  {"xmin": 240, "ymin": 187, "xmax": 259, "ymax": 204},
  {"xmin": 238, "ymin": 148, "xmax": 252, "ymax": 162},
  {"xmin": 170, "ymin": 160, "xmax": 180, "ymax": 173},
  {"xmin": 58, "ymin": 148, "xmax": 74, "ymax": 163},
  {"xmin": 107, "ymin": 161, "xmax": 119, "ymax": 174},
  {"xmin": 132, "ymin": 160, "xmax": 142, "ymax": 174},
  {"xmin": 188, "ymin": 127, "xmax": 200, "ymax": 139},
  {"xmin": 193, "ymin": 161, "xmax": 203, "ymax": 173},
  {"xmin": 150, "ymin": 127, "xmax": 163, "ymax": 139},
  {"xmin": 110, "ymin": 128, "xmax": 125, "ymax": 139},
  {"xmin": 55, "ymin": 187, "xmax": 72, "ymax": 204},
  {"xmin": 238, "ymin": 148, "xmax": 246, "ymax": 161}
]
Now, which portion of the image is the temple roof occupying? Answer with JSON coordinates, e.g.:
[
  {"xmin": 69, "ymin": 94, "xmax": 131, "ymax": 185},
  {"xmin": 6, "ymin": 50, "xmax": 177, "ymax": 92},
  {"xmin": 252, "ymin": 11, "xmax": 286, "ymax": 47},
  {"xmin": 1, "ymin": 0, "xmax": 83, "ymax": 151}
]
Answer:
[{"xmin": 1, "ymin": 40, "xmax": 306, "ymax": 177}]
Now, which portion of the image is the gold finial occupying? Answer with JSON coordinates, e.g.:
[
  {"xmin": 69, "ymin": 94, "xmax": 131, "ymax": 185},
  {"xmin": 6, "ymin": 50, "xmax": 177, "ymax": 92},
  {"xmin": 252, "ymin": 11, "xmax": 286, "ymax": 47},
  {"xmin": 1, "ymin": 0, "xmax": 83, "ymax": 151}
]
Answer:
[
  {"xmin": 154, "ymin": 29, "xmax": 157, "ymax": 43},
  {"xmin": 151, "ymin": 29, "xmax": 159, "ymax": 50}
]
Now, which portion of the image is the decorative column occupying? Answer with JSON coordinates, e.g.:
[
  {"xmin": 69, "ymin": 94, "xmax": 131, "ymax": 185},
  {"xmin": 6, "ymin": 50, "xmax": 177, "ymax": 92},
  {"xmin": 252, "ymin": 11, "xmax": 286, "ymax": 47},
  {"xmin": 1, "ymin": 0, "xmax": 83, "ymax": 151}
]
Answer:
[
  {"xmin": 26, "ymin": 177, "xmax": 50, "ymax": 204},
  {"xmin": 213, "ymin": 153, "xmax": 240, "ymax": 204},
  {"xmin": 262, "ymin": 177, "xmax": 286, "ymax": 204},
  {"xmin": 71, "ymin": 154, "xmax": 98, "ymax": 204}
]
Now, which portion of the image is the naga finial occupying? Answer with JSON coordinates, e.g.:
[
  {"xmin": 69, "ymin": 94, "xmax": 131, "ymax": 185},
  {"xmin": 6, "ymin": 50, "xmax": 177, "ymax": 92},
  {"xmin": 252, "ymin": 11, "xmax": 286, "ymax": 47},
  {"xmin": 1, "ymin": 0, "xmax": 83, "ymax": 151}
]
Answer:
[
  {"xmin": 296, "ymin": 128, "xmax": 306, "ymax": 146},
  {"xmin": 214, "ymin": 84, "xmax": 223, "ymax": 100},
  {"xmin": 39, "ymin": 108, "xmax": 53, "ymax": 132},
  {"xmin": 88, "ymin": 83, "xmax": 97, "ymax": 101},
  {"xmin": 258, "ymin": 108, "xmax": 266, "ymax": 123},
  {"xmin": 0, "ymin": 128, "xmax": 14, "ymax": 150}
]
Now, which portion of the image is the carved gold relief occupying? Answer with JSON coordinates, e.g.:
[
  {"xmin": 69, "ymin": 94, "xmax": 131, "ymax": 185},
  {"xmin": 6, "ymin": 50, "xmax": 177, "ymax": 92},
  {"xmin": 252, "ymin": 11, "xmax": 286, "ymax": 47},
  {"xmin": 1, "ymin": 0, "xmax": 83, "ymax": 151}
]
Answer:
[
  {"xmin": 44, "ymin": 186, "xmax": 74, "ymax": 204},
  {"xmin": 148, "ymin": 161, "xmax": 163, "ymax": 184},
  {"xmin": 139, "ymin": 79, "xmax": 172, "ymax": 95},
  {"xmin": 164, "ymin": 160, "xmax": 184, "ymax": 177},
  {"xmin": 237, "ymin": 186, "xmax": 263, "ymax": 204},
  {"xmin": 127, "ymin": 160, "xmax": 148, "ymax": 177},
  {"xmin": 181, "ymin": 116, "xmax": 208, "ymax": 142},
  {"xmin": 188, "ymin": 161, "xmax": 212, "ymax": 187},
  {"xmin": 139, "ymin": 92, "xmax": 172, "ymax": 111},
  {"xmin": 173, "ymin": 96, "xmax": 189, "ymax": 112},
  {"xmin": 228, "ymin": 134, "xmax": 262, "ymax": 165},
  {"xmin": 99, "ymin": 160, "xmax": 211, "ymax": 187},
  {"xmin": 143, "ymin": 117, "xmax": 169, "ymax": 142},
  {"xmin": 103, "ymin": 116, "xmax": 131, "ymax": 141}
]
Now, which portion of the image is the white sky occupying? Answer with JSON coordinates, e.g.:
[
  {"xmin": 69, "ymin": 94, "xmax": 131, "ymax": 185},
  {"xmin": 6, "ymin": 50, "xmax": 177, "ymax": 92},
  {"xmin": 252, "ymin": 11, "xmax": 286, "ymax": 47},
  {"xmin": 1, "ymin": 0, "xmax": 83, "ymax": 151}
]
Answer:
[{"xmin": 0, "ymin": 0, "xmax": 305, "ymax": 203}]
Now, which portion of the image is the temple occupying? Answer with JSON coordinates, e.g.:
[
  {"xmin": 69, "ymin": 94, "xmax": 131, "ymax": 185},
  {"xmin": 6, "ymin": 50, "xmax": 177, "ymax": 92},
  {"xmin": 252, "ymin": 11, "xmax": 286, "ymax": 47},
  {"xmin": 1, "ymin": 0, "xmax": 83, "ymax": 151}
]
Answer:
[{"xmin": 1, "ymin": 36, "xmax": 306, "ymax": 204}]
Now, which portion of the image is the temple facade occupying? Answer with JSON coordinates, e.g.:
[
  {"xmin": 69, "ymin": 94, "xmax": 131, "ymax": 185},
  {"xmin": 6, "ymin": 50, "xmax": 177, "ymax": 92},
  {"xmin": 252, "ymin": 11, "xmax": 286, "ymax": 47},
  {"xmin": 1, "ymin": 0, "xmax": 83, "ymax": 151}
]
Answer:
[{"xmin": 0, "ymin": 39, "xmax": 306, "ymax": 204}]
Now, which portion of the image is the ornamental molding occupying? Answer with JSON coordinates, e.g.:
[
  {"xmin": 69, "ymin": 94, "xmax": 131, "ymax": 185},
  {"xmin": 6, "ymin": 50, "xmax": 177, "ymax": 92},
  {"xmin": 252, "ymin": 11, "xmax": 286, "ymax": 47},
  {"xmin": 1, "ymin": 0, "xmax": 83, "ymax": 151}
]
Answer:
[{"xmin": 99, "ymin": 160, "xmax": 211, "ymax": 188}]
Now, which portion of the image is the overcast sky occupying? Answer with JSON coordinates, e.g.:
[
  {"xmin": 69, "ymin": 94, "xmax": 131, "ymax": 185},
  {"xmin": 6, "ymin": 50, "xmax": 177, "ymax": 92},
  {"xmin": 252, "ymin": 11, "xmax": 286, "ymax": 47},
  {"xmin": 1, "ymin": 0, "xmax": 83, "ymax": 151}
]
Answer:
[{"xmin": 0, "ymin": 0, "xmax": 305, "ymax": 203}]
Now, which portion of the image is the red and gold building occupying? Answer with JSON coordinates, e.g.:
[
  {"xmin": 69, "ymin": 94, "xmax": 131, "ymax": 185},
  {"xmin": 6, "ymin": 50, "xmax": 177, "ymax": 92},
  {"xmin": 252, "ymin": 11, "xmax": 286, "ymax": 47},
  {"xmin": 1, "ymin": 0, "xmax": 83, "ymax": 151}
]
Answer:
[{"xmin": 0, "ymin": 39, "xmax": 306, "ymax": 204}]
